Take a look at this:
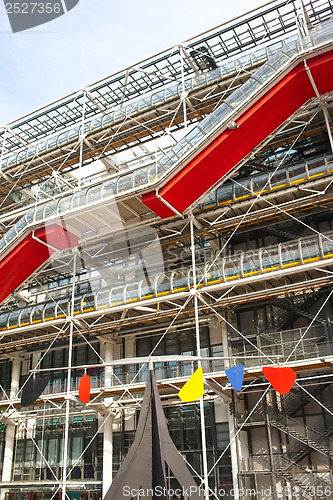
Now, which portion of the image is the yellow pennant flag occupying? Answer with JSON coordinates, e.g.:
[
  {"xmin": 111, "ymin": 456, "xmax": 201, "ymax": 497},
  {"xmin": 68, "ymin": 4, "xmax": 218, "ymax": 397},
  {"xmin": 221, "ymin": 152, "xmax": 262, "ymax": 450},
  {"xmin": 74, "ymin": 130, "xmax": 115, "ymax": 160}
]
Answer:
[{"xmin": 178, "ymin": 367, "xmax": 204, "ymax": 402}]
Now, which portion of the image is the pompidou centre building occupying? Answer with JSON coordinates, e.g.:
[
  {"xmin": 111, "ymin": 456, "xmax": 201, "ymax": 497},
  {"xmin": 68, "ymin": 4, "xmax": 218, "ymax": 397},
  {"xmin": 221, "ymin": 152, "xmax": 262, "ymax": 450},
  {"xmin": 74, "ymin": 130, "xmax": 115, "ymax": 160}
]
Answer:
[{"xmin": 0, "ymin": 1, "xmax": 333, "ymax": 499}]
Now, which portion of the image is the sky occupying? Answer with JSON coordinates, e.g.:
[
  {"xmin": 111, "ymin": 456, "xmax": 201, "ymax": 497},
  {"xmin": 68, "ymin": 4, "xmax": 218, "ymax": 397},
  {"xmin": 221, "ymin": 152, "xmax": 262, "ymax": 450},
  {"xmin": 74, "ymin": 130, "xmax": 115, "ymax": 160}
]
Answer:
[{"xmin": 0, "ymin": 0, "xmax": 266, "ymax": 125}]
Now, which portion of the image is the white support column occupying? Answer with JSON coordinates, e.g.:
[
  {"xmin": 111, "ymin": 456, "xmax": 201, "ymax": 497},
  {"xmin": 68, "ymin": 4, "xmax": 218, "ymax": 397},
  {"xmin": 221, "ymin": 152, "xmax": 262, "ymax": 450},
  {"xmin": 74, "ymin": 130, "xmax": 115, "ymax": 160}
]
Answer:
[
  {"xmin": 103, "ymin": 341, "xmax": 114, "ymax": 499},
  {"xmin": 1, "ymin": 357, "xmax": 21, "ymax": 499},
  {"xmin": 220, "ymin": 318, "xmax": 240, "ymax": 500}
]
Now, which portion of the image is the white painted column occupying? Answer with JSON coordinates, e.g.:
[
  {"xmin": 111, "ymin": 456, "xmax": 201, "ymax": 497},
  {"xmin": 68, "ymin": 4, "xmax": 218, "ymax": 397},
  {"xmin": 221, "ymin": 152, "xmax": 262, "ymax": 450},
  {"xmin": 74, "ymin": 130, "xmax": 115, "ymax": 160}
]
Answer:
[
  {"xmin": 1, "ymin": 357, "xmax": 21, "ymax": 499},
  {"xmin": 103, "ymin": 341, "xmax": 114, "ymax": 499},
  {"xmin": 220, "ymin": 318, "xmax": 240, "ymax": 500}
]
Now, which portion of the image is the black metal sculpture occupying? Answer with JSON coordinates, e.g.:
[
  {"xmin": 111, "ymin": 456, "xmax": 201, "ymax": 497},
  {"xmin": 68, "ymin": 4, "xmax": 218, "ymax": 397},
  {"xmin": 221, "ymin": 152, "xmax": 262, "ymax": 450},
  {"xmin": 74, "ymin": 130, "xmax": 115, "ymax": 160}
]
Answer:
[{"xmin": 104, "ymin": 370, "xmax": 201, "ymax": 500}]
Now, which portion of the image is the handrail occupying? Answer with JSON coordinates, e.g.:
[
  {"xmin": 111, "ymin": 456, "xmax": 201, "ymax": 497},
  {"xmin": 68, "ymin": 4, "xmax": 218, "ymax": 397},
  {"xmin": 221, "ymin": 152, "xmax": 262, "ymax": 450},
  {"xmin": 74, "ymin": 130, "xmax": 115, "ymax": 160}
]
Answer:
[
  {"xmin": 0, "ymin": 151, "xmax": 332, "ymax": 259},
  {"xmin": 1, "ymin": 229, "xmax": 333, "ymax": 332}
]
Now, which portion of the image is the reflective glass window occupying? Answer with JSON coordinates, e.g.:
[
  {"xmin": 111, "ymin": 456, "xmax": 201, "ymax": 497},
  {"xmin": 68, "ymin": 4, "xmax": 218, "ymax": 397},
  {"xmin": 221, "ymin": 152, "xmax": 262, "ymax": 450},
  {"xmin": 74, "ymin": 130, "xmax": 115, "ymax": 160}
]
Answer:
[
  {"xmin": 44, "ymin": 201, "xmax": 57, "ymax": 218},
  {"xmin": 58, "ymin": 196, "xmax": 71, "ymax": 213},
  {"xmin": 172, "ymin": 270, "xmax": 188, "ymax": 292},
  {"xmin": 20, "ymin": 308, "xmax": 31, "ymax": 326},
  {"xmin": 102, "ymin": 181, "xmax": 116, "ymax": 197},
  {"xmin": 141, "ymin": 283, "xmax": 154, "ymax": 300},
  {"xmin": 47, "ymin": 137, "xmax": 57, "ymax": 151},
  {"xmin": 301, "ymin": 237, "xmax": 321, "ymax": 264},
  {"xmin": 32, "ymin": 304, "xmax": 43, "ymax": 324},
  {"xmin": 90, "ymin": 118, "xmax": 102, "ymax": 132},
  {"xmin": 261, "ymin": 248, "xmax": 280, "ymax": 272},
  {"xmin": 82, "ymin": 294, "xmax": 95, "ymax": 312},
  {"xmin": 138, "ymin": 98, "xmax": 151, "ymax": 112},
  {"xmin": 117, "ymin": 175, "xmax": 132, "ymax": 192},
  {"xmin": 96, "ymin": 290, "xmax": 110, "ymax": 309},
  {"xmin": 56, "ymin": 300, "xmax": 69, "ymax": 319},
  {"xmin": 234, "ymin": 179, "xmax": 251, "ymax": 200},
  {"xmin": 102, "ymin": 114, "xmax": 113, "ymax": 127},
  {"xmin": 156, "ymin": 274, "xmax": 171, "ymax": 296},
  {"xmin": 17, "ymin": 151, "xmax": 26, "ymax": 164},
  {"xmin": 252, "ymin": 174, "xmax": 269, "ymax": 194},
  {"xmin": 72, "ymin": 191, "xmax": 86, "ymax": 208},
  {"xmin": 111, "ymin": 287, "xmax": 124, "ymax": 305},
  {"xmin": 270, "ymin": 170, "xmax": 288, "ymax": 189},
  {"xmin": 134, "ymin": 169, "xmax": 148, "ymax": 187},
  {"xmin": 68, "ymin": 127, "xmax": 79, "ymax": 142},
  {"xmin": 125, "ymin": 284, "xmax": 139, "ymax": 303},
  {"xmin": 57, "ymin": 132, "xmax": 68, "ymax": 147},
  {"xmin": 224, "ymin": 257, "xmax": 241, "ymax": 280},
  {"xmin": 281, "ymin": 242, "xmax": 301, "ymax": 268},
  {"xmin": 307, "ymin": 158, "xmax": 327, "ymax": 179},
  {"xmin": 44, "ymin": 303, "xmax": 56, "ymax": 321},
  {"xmin": 16, "ymin": 216, "xmax": 29, "ymax": 233},
  {"xmin": 87, "ymin": 186, "xmax": 102, "ymax": 203},
  {"xmin": 152, "ymin": 92, "xmax": 164, "ymax": 106},
  {"xmin": 242, "ymin": 252, "xmax": 260, "ymax": 276},
  {"xmin": 322, "ymin": 235, "xmax": 333, "ymax": 258},
  {"xmin": 217, "ymin": 184, "xmax": 233, "ymax": 204},
  {"xmin": 0, "ymin": 313, "xmax": 9, "ymax": 330},
  {"xmin": 205, "ymin": 262, "xmax": 223, "ymax": 284},
  {"xmin": 288, "ymin": 163, "xmax": 307, "ymax": 184},
  {"xmin": 8, "ymin": 311, "xmax": 19, "ymax": 329}
]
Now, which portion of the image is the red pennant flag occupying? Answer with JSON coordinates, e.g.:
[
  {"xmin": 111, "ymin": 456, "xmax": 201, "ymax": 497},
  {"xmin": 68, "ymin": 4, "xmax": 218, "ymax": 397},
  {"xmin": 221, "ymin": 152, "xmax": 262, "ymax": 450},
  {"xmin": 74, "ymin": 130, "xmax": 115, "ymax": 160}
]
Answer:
[
  {"xmin": 79, "ymin": 374, "xmax": 91, "ymax": 404},
  {"xmin": 262, "ymin": 366, "xmax": 296, "ymax": 395}
]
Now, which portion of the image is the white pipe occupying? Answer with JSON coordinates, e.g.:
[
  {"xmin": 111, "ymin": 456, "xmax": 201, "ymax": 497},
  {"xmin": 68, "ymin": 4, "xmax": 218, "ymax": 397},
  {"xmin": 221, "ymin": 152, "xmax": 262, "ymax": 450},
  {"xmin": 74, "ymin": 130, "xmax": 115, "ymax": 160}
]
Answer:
[
  {"xmin": 190, "ymin": 216, "xmax": 210, "ymax": 500},
  {"xmin": 61, "ymin": 252, "xmax": 77, "ymax": 500}
]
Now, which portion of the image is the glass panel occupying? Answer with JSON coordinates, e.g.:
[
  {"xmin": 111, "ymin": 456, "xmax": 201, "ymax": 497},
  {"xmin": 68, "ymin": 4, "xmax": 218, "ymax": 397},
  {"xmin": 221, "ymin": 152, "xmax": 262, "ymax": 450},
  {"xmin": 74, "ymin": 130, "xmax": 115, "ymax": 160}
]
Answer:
[
  {"xmin": 270, "ymin": 170, "xmax": 288, "ymax": 189},
  {"xmin": 20, "ymin": 308, "xmax": 31, "ymax": 326},
  {"xmin": 125, "ymin": 284, "xmax": 139, "ymax": 303},
  {"xmin": 156, "ymin": 274, "xmax": 171, "ymax": 296},
  {"xmin": 72, "ymin": 191, "xmax": 86, "ymax": 208},
  {"xmin": 90, "ymin": 118, "xmax": 102, "ymax": 132},
  {"xmin": 68, "ymin": 127, "xmax": 79, "ymax": 142},
  {"xmin": 82, "ymin": 294, "xmax": 95, "ymax": 312},
  {"xmin": 44, "ymin": 201, "xmax": 57, "ymax": 218},
  {"xmin": 44, "ymin": 303, "xmax": 56, "ymax": 321},
  {"xmin": 56, "ymin": 300, "xmax": 69, "ymax": 319},
  {"xmin": 234, "ymin": 179, "xmax": 251, "ymax": 200},
  {"xmin": 47, "ymin": 137, "xmax": 57, "ymax": 151},
  {"xmin": 224, "ymin": 257, "xmax": 241, "ymax": 280},
  {"xmin": 0, "ymin": 313, "xmax": 9, "ymax": 330},
  {"xmin": 117, "ymin": 175, "xmax": 132, "ymax": 193},
  {"xmin": 281, "ymin": 242, "xmax": 301, "ymax": 268},
  {"xmin": 57, "ymin": 132, "xmax": 68, "ymax": 146},
  {"xmin": 301, "ymin": 237, "xmax": 321, "ymax": 264},
  {"xmin": 58, "ymin": 196, "xmax": 71, "ymax": 213},
  {"xmin": 96, "ymin": 290, "xmax": 110, "ymax": 309},
  {"xmin": 32, "ymin": 305, "xmax": 43, "ymax": 323},
  {"xmin": 322, "ymin": 235, "xmax": 333, "ymax": 259},
  {"xmin": 242, "ymin": 252, "xmax": 260, "ymax": 277},
  {"xmin": 172, "ymin": 270, "xmax": 188, "ymax": 292},
  {"xmin": 261, "ymin": 248, "xmax": 280, "ymax": 273},
  {"xmin": 102, "ymin": 180, "xmax": 116, "ymax": 197},
  {"xmin": 307, "ymin": 158, "xmax": 327, "ymax": 179},
  {"xmin": 217, "ymin": 184, "xmax": 233, "ymax": 204},
  {"xmin": 201, "ymin": 192, "xmax": 216, "ymax": 208},
  {"xmin": 206, "ymin": 263, "xmax": 223, "ymax": 284},
  {"xmin": 141, "ymin": 284, "xmax": 154, "ymax": 300},
  {"xmin": 101, "ymin": 114, "xmax": 112, "ymax": 128},
  {"xmin": 87, "ymin": 186, "xmax": 102, "ymax": 203},
  {"xmin": 15, "ymin": 216, "xmax": 29, "ymax": 233},
  {"xmin": 252, "ymin": 173, "xmax": 269, "ymax": 194},
  {"xmin": 111, "ymin": 287, "xmax": 124, "ymax": 305},
  {"xmin": 133, "ymin": 169, "xmax": 148, "ymax": 187},
  {"xmin": 8, "ymin": 311, "xmax": 19, "ymax": 328},
  {"xmin": 4, "ymin": 227, "xmax": 17, "ymax": 245},
  {"xmin": 288, "ymin": 163, "xmax": 307, "ymax": 184}
]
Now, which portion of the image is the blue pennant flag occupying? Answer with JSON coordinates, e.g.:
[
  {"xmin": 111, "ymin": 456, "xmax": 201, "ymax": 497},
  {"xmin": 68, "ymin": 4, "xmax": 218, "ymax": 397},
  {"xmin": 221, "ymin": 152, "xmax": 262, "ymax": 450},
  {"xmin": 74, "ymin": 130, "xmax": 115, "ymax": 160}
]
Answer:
[{"xmin": 225, "ymin": 365, "xmax": 244, "ymax": 391}]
